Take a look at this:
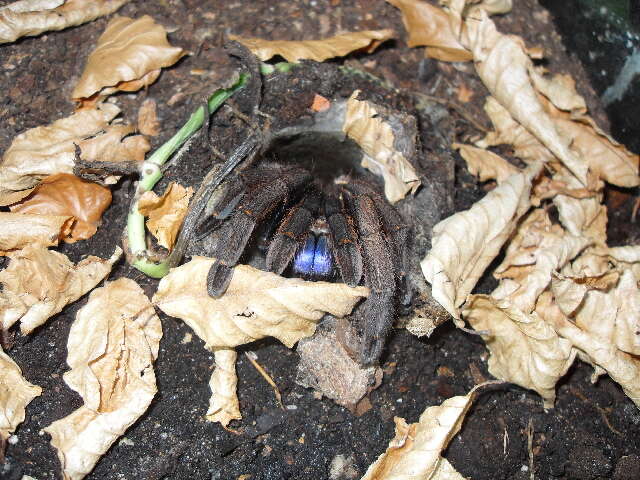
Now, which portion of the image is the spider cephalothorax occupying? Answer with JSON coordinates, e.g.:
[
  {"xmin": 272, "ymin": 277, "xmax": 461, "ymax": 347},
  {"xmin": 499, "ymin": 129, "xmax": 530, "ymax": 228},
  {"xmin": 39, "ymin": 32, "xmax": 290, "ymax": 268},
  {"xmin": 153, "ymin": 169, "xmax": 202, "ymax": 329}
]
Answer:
[{"xmin": 198, "ymin": 161, "xmax": 409, "ymax": 365}]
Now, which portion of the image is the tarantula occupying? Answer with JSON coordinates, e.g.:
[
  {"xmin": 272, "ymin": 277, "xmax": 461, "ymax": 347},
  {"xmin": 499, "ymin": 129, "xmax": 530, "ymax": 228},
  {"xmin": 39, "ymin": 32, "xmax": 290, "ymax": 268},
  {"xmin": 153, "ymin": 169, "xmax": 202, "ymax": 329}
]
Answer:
[{"xmin": 197, "ymin": 162, "xmax": 409, "ymax": 366}]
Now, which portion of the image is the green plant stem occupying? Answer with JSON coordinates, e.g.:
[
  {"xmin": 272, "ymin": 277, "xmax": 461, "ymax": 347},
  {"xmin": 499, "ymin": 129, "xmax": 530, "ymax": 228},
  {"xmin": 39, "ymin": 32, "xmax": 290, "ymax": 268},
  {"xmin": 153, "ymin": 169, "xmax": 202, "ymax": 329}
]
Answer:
[{"xmin": 127, "ymin": 74, "xmax": 248, "ymax": 278}]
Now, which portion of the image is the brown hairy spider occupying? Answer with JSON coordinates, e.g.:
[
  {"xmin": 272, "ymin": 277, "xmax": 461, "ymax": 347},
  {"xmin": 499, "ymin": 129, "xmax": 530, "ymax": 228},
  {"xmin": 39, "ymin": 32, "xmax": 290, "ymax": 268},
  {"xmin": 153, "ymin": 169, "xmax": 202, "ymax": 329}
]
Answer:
[{"xmin": 196, "ymin": 162, "xmax": 409, "ymax": 366}]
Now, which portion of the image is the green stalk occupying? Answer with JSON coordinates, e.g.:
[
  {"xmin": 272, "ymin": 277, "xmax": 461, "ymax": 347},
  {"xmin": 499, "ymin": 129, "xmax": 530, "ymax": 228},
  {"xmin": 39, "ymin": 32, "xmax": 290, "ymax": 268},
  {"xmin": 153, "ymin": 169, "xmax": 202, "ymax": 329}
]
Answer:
[{"xmin": 127, "ymin": 74, "xmax": 248, "ymax": 278}]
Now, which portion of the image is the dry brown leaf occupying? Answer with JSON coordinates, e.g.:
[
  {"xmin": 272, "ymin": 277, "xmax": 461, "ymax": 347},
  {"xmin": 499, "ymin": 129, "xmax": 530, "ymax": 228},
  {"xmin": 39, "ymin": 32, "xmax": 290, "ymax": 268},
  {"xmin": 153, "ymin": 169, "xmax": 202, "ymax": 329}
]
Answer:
[
  {"xmin": 0, "ymin": 212, "xmax": 72, "ymax": 252},
  {"xmin": 343, "ymin": 91, "xmax": 421, "ymax": 203},
  {"xmin": 229, "ymin": 29, "xmax": 393, "ymax": 63},
  {"xmin": 530, "ymin": 71, "xmax": 587, "ymax": 114},
  {"xmin": 0, "ymin": 0, "xmax": 130, "ymax": 44},
  {"xmin": 10, "ymin": 173, "xmax": 112, "ymax": 243},
  {"xmin": 153, "ymin": 259, "xmax": 368, "ymax": 350},
  {"xmin": 0, "ymin": 245, "xmax": 121, "ymax": 334},
  {"xmin": 72, "ymin": 15, "xmax": 185, "ymax": 102},
  {"xmin": 44, "ymin": 278, "xmax": 161, "ymax": 480},
  {"xmin": 421, "ymin": 165, "xmax": 538, "ymax": 321},
  {"xmin": 463, "ymin": 295, "xmax": 575, "ymax": 408},
  {"xmin": 537, "ymin": 291, "xmax": 640, "ymax": 408},
  {"xmin": 206, "ymin": 348, "xmax": 241, "ymax": 426},
  {"xmin": 465, "ymin": 12, "xmax": 589, "ymax": 185},
  {"xmin": 385, "ymin": 0, "xmax": 472, "ymax": 62},
  {"xmin": 0, "ymin": 344, "xmax": 42, "ymax": 443},
  {"xmin": 77, "ymin": 124, "xmax": 150, "ymax": 164},
  {"xmin": 361, "ymin": 388, "xmax": 478, "ymax": 479},
  {"xmin": 0, "ymin": 103, "xmax": 145, "ymax": 205},
  {"xmin": 453, "ymin": 142, "xmax": 518, "ymax": 183},
  {"xmin": 491, "ymin": 208, "xmax": 590, "ymax": 313},
  {"xmin": 137, "ymin": 98, "xmax": 160, "ymax": 136},
  {"xmin": 593, "ymin": 245, "xmax": 640, "ymax": 281},
  {"xmin": 138, "ymin": 182, "xmax": 193, "ymax": 250}
]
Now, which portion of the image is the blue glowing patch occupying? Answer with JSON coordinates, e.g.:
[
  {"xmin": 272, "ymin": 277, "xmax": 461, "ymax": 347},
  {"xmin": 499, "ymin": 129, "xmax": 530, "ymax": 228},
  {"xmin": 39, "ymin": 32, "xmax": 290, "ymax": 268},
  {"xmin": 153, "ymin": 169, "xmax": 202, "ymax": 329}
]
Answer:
[{"xmin": 292, "ymin": 234, "xmax": 333, "ymax": 278}]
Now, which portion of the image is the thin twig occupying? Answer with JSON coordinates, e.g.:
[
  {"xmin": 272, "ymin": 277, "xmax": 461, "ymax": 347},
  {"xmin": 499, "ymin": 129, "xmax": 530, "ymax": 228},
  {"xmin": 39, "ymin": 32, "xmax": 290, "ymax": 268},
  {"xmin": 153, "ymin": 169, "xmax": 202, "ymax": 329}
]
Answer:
[
  {"xmin": 527, "ymin": 419, "xmax": 535, "ymax": 480},
  {"xmin": 244, "ymin": 351, "xmax": 285, "ymax": 410}
]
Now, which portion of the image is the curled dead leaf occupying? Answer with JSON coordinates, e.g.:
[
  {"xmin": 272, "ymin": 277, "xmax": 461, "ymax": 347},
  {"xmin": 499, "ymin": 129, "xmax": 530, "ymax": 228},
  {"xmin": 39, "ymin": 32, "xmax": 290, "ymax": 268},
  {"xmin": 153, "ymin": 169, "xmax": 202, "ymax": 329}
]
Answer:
[
  {"xmin": 463, "ymin": 295, "xmax": 575, "ymax": 408},
  {"xmin": 421, "ymin": 165, "xmax": 538, "ymax": 320},
  {"xmin": 385, "ymin": 0, "xmax": 472, "ymax": 62},
  {"xmin": 362, "ymin": 388, "xmax": 479, "ymax": 479},
  {"xmin": 0, "ymin": 212, "xmax": 72, "ymax": 253},
  {"xmin": 10, "ymin": 173, "xmax": 112, "ymax": 243},
  {"xmin": 138, "ymin": 182, "xmax": 193, "ymax": 250},
  {"xmin": 0, "ymin": 245, "xmax": 121, "ymax": 334},
  {"xmin": 44, "ymin": 278, "xmax": 161, "ymax": 480},
  {"xmin": 137, "ymin": 98, "xmax": 160, "ymax": 136},
  {"xmin": 153, "ymin": 259, "xmax": 368, "ymax": 350},
  {"xmin": 0, "ymin": 103, "xmax": 145, "ymax": 204},
  {"xmin": 453, "ymin": 142, "xmax": 518, "ymax": 183},
  {"xmin": 343, "ymin": 91, "xmax": 421, "ymax": 203},
  {"xmin": 0, "ymin": 0, "xmax": 130, "ymax": 44},
  {"xmin": 72, "ymin": 15, "xmax": 185, "ymax": 103},
  {"xmin": 230, "ymin": 30, "xmax": 393, "ymax": 63},
  {"xmin": 206, "ymin": 349, "xmax": 241, "ymax": 427},
  {"xmin": 0, "ymin": 344, "xmax": 42, "ymax": 443}
]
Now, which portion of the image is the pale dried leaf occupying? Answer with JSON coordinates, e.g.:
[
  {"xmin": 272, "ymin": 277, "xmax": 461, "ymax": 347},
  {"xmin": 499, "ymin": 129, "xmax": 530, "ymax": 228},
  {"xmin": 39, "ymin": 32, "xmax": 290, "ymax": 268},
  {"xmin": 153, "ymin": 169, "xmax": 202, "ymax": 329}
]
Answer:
[
  {"xmin": 453, "ymin": 142, "xmax": 518, "ymax": 183},
  {"xmin": 0, "ymin": 212, "xmax": 72, "ymax": 252},
  {"xmin": 0, "ymin": 0, "xmax": 130, "ymax": 44},
  {"xmin": 0, "ymin": 344, "xmax": 42, "ymax": 441},
  {"xmin": 44, "ymin": 278, "xmax": 161, "ymax": 480},
  {"xmin": 78, "ymin": 124, "xmax": 150, "ymax": 164},
  {"xmin": 206, "ymin": 349, "xmax": 241, "ymax": 426},
  {"xmin": 385, "ymin": 0, "xmax": 472, "ymax": 62},
  {"xmin": 0, "ymin": 103, "xmax": 120, "ymax": 204},
  {"xmin": 10, "ymin": 173, "xmax": 112, "ymax": 243},
  {"xmin": 492, "ymin": 208, "xmax": 590, "ymax": 313},
  {"xmin": 421, "ymin": 165, "xmax": 538, "ymax": 320},
  {"xmin": 229, "ymin": 29, "xmax": 393, "ymax": 63},
  {"xmin": 343, "ymin": 91, "xmax": 420, "ymax": 203},
  {"xmin": 137, "ymin": 98, "xmax": 160, "ymax": 136},
  {"xmin": 537, "ymin": 291, "xmax": 640, "ymax": 408},
  {"xmin": 465, "ymin": 12, "xmax": 588, "ymax": 185},
  {"xmin": 470, "ymin": 0, "xmax": 513, "ymax": 15},
  {"xmin": 0, "ymin": 245, "xmax": 121, "ymax": 333},
  {"xmin": 72, "ymin": 15, "xmax": 185, "ymax": 101},
  {"xmin": 530, "ymin": 71, "xmax": 587, "ymax": 114},
  {"xmin": 596, "ymin": 245, "xmax": 640, "ymax": 281},
  {"xmin": 361, "ymin": 390, "xmax": 476, "ymax": 479},
  {"xmin": 463, "ymin": 295, "xmax": 575, "ymax": 408},
  {"xmin": 138, "ymin": 182, "xmax": 193, "ymax": 249},
  {"xmin": 153, "ymin": 259, "xmax": 368, "ymax": 350}
]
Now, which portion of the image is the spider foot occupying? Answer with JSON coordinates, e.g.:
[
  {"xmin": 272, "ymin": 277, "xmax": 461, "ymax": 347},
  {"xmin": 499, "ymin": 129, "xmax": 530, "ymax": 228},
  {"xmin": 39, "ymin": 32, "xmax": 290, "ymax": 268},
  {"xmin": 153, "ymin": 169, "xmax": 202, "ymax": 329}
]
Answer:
[{"xmin": 207, "ymin": 261, "xmax": 234, "ymax": 297}]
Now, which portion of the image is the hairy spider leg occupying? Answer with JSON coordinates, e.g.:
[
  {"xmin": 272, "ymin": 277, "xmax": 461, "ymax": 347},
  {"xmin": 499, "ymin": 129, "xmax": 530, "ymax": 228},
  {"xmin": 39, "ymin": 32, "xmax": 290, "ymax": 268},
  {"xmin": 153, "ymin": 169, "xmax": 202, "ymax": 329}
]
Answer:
[
  {"xmin": 266, "ymin": 190, "xmax": 321, "ymax": 274},
  {"xmin": 324, "ymin": 194, "xmax": 363, "ymax": 287},
  {"xmin": 206, "ymin": 168, "xmax": 312, "ymax": 297},
  {"xmin": 194, "ymin": 177, "xmax": 245, "ymax": 241},
  {"xmin": 346, "ymin": 192, "xmax": 396, "ymax": 366}
]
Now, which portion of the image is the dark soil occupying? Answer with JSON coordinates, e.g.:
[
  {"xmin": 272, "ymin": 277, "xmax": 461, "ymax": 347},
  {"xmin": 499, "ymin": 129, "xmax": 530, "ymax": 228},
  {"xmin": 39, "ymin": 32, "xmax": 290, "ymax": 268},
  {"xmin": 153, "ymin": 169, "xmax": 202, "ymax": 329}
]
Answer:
[{"xmin": 1, "ymin": 1, "xmax": 639, "ymax": 479}]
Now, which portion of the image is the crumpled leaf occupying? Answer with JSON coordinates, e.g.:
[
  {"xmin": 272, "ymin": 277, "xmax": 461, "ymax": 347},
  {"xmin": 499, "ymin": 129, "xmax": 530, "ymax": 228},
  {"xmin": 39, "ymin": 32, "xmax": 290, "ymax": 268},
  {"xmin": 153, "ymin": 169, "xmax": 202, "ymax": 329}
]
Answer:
[
  {"xmin": 491, "ymin": 208, "xmax": 590, "ymax": 313},
  {"xmin": 465, "ymin": 11, "xmax": 589, "ymax": 185},
  {"xmin": 537, "ymin": 291, "xmax": 640, "ymax": 408},
  {"xmin": 138, "ymin": 182, "xmax": 193, "ymax": 250},
  {"xmin": 385, "ymin": 0, "xmax": 472, "ymax": 62},
  {"xmin": 137, "ymin": 98, "xmax": 160, "ymax": 136},
  {"xmin": 0, "ymin": 212, "xmax": 72, "ymax": 253},
  {"xmin": 421, "ymin": 165, "xmax": 538, "ymax": 320},
  {"xmin": 0, "ymin": 245, "xmax": 121, "ymax": 333},
  {"xmin": 0, "ymin": 103, "xmax": 145, "ymax": 205},
  {"xmin": 551, "ymin": 269, "xmax": 640, "ymax": 356},
  {"xmin": 343, "ymin": 91, "xmax": 421, "ymax": 203},
  {"xmin": 72, "ymin": 15, "xmax": 185, "ymax": 103},
  {"xmin": 154, "ymin": 259, "xmax": 368, "ymax": 350},
  {"xmin": 10, "ymin": 173, "xmax": 112, "ymax": 243},
  {"xmin": 593, "ymin": 245, "xmax": 640, "ymax": 281},
  {"xmin": 361, "ymin": 388, "xmax": 479, "ymax": 480},
  {"xmin": 229, "ymin": 29, "xmax": 393, "ymax": 63},
  {"xmin": 453, "ymin": 142, "xmax": 518, "ymax": 183},
  {"xmin": 0, "ymin": 344, "xmax": 42, "ymax": 443},
  {"xmin": 77, "ymin": 124, "xmax": 150, "ymax": 165},
  {"xmin": 206, "ymin": 349, "xmax": 240, "ymax": 426},
  {"xmin": 44, "ymin": 278, "xmax": 161, "ymax": 480},
  {"xmin": 463, "ymin": 295, "xmax": 575, "ymax": 408},
  {"xmin": 0, "ymin": 0, "xmax": 130, "ymax": 44}
]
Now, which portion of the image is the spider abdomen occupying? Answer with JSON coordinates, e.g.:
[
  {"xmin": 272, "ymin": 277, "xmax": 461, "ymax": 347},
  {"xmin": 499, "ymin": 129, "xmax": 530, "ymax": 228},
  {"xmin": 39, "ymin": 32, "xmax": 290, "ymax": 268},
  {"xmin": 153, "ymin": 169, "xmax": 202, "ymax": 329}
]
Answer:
[{"xmin": 293, "ymin": 234, "xmax": 333, "ymax": 278}]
